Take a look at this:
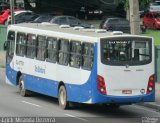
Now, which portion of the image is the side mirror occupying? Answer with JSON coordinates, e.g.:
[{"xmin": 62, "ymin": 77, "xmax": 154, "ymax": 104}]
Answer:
[{"xmin": 3, "ymin": 41, "xmax": 7, "ymax": 51}]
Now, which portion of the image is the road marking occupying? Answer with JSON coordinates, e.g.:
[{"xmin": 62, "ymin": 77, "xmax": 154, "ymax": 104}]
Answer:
[
  {"xmin": 65, "ymin": 114, "xmax": 88, "ymax": 122},
  {"xmin": 132, "ymin": 105, "xmax": 159, "ymax": 114},
  {"xmin": 21, "ymin": 101, "xmax": 41, "ymax": 108}
]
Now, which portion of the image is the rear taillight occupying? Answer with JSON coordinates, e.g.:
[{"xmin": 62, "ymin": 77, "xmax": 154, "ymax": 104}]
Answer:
[
  {"xmin": 97, "ymin": 75, "xmax": 107, "ymax": 95},
  {"xmin": 147, "ymin": 74, "xmax": 155, "ymax": 94}
]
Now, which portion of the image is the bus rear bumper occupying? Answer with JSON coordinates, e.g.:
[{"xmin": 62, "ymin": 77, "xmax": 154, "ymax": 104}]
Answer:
[{"xmin": 92, "ymin": 91, "xmax": 155, "ymax": 104}]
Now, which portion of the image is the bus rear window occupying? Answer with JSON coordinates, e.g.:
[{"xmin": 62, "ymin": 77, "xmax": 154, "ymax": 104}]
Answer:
[{"xmin": 101, "ymin": 37, "xmax": 152, "ymax": 66}]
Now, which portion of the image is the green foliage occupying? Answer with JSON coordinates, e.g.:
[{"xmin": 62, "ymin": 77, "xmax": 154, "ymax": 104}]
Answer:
[
  {"xmin": 143, "ymin": 29, "xmax": 160, "ymax": 46},
  {"xmin": 115, "ymin": 0, "xmax": 151, "ymax": 10},
  {"xmin": 139, "ymin": 0, "xmax": 151, "ymax": 10}
]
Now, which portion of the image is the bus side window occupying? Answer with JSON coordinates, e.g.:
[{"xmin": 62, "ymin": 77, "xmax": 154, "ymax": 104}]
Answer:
[
  {"xmin": 6, "ymin": 31, "xmax": 15, "ymax": 64},
  {"xmin": 46, "ymin": 37, "xmax": 58, "ymax": 63},
  {"xmin": 37, "ymin": 36, "xmax": 46, "ymax": 61},
  {"xmin": 16, "ymin": 32, "xmax": 26, "ymax": 57},
  {"xmin": 70, "ymin": 41, "xmax": 81, "ymax": 68},
  {"xmin": 26, "ymin": 34, "xmax": 36, "ymax": 59},
  {"xmin": 58, "ymin": 39, "xmax": 69, "ymax": 66},
  {"xmin": 82, "ymin": 43, "xmax": 94, "ymax": 70}
]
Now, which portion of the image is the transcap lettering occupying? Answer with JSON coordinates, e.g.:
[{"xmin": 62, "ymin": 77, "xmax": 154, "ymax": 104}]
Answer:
[{"xmin": 35, "ymin": 65, "xmax": 46, "ymax": 74}]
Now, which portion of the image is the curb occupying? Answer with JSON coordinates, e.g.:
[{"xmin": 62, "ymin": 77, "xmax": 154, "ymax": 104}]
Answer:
[{"xmin": 138, "ymin": 102, "xmax": 160, "ymax": 111}]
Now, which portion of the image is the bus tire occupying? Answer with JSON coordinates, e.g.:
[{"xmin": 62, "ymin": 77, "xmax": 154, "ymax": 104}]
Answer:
[
  {"xmin": 19, "ymin": 76, "xmax": 28, "ymax": 97},
  {"xmin": 58, "ymin": 85, "xmax": 69, "ymax": 109}
]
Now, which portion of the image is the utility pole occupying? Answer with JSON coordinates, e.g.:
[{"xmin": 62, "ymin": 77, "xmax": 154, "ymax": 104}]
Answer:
[
  {"xmin": 129, "ymin": 0, "xmax": 140, "ymax": 35},
  {"xmin": 10, "ymin": 0, "xmax": 15, "ymax": 24}
]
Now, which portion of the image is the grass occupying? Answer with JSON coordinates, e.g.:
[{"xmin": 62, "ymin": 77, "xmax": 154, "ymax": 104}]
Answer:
[{"xmin": 142, "ymin": 29, "xmax": 160, "ymax": 46}]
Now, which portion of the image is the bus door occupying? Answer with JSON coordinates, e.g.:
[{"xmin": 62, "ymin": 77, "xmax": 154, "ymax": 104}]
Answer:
[
  {"xmin": 5, "ymin": 31, "xmax": 16, "ymax": 85},
  {"xmin": 6, "ymin": 31, "xmax": 15, "ymax": 65}
]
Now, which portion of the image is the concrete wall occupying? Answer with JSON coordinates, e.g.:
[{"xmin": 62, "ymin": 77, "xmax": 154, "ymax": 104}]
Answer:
[{"xmin": 0, "ymin": 25, "xmax": 7, "ymax": 51}]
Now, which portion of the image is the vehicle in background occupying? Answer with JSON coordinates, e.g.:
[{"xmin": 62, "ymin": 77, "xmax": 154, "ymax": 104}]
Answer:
[
  {"xmin": 50, "ymin": 16, "xmax": 94, "ymax": 28},
  {"xmin": 100, "ymin": 17, "xmax": 147, "ymax": 33},
  {"xmin": 75, "ymin": 6, "xmax": 103, "ymax": 20},
  {"xmin": 99, "ymin": 17, "xmax": 130, "ymax": 33},
  {"xmin": 143, "ymin": 12, "xmax": 160, "ymax": 29},
  {"xmin": 31, "ymin": 14, "xmax": 54, "ymax": 23},
  {"xmin": 0, "ymin": 9, "xmax": 10, "ymax": 24},
  {"xmin": 149, "ymin": 1, "xmax": 160, "ymax": 12},
  {"xmin": 0, "ymin": 8, "xmax": 21, "ymax": 25},
  {"xmin": 7, "ymin": 10, "xmax": 38, "ymax": 24}
]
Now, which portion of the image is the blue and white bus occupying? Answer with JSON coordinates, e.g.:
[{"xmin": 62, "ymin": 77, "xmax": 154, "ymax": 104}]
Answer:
[{"xmin": 5, "ymin": 23, "xmax": 155, "ymax": 109}]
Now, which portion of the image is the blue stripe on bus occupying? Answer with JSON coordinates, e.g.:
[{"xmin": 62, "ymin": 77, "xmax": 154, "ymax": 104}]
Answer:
[
  {"xmin": 6, "ymin": 63, "xmax": 94, "ymax": 102},
  {"xmin": 92, "ymin": 91, "xmax": 155, "ymax": 104},
  {"xmin": 6, "ymin": 65, "xmax": 17, "ymax": 85},
  {"xmin": 6, "ymin": 63, "xmax": 155, "ymax": 104}
]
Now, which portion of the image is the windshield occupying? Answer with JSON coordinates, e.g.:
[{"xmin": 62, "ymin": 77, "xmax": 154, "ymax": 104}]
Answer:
[{"xmin": 101, "ymin": 37, "xmax": 152, "ymax": 66}]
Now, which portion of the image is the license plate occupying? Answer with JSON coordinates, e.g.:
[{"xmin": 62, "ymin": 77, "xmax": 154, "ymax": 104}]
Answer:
[{"xmin": 122, "ymin": 90, "xmax": 132, "ymax": 94}]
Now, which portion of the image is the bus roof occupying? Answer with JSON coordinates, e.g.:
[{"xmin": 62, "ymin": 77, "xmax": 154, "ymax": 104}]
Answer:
[{"xmin": 8, "ymin": 23, "xmax": 152, "ymax": 41}]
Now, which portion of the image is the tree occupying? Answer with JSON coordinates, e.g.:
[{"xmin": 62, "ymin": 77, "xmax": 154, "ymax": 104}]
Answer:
[
  {"xmin": 115, "ymin": 0, "xmax": 152, "ymax": 34},
  {"xmin": 129, "ymin": 0, "xmax": 140, "ymax": 34},
  {"xmin": 115, "ymin": 0, "xmax": 151, "ymax": 10}
]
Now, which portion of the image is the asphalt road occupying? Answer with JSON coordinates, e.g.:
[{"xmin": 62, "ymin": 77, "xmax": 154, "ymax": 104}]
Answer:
[{"xmin": 0, "ymin": 68, "xmax": 160, "ymax": 123}]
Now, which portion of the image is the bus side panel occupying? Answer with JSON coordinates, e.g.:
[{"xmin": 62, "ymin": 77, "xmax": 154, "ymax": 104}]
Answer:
[
  {"xmin": 6, "ymin": 62, "xmax": 59, "ymax": 97},
  {"xmin": 24, "ymin": 74, "xmax": 59, "ymax": 97},
  {"xmin": 6, "ymin": 64, "xmax": 17, "ymax": 86},
  {"xmin": 65, "ymin": 43, "xmax": 98, "ymax": 103},
  {"xmin": 7, "ymin": 43, "xmax": 98, "ymax": 104}
]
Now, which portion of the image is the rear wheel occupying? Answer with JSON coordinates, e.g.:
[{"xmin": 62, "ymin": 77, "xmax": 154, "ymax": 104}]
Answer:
[
  {"xmin": 19, "ymin": 76, "xmax": 28, "ymax": 97},
  {"xmin": 58, "ymin": 85, "xmax": 69, "ymax": 109}
]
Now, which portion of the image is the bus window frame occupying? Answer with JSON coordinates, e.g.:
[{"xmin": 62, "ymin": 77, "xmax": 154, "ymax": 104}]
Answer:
[
  {"xmin": 26, "ymin": 33, "xmax": 37, "ymax": 59},
  {"xmin": 69, "ymin": 40, "xmax": 82, "ymax": 69},
  {"xmin": 81, "ymin": 42, "xmax": 94, "ymax": 71},
  {"xmin": 58, "ymin": 38, "xmax": 70, "ymax": 66},
  {"xmin": 100, "ymin": 37, "xmax": 152, "ymax": 66},
  {"xmin": 36, "ymin": 35, "xmax": 47, "ymax": 61},
  {"xmin": 16, "ymin": 32, "xmax": 26, "ymax": 57},
  {"xmin": 46, "ymin": 37, "xmax": 58, "ymax": 63}
]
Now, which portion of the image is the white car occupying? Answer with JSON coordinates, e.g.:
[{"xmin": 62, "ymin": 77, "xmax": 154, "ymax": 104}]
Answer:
[
  {"xmin": 149, "ymin": 1, "xmax": 160, "ymax": 12},
  {"xmin": 7, "ymin": 10, "xmax": 33, "ymax": 24}
]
